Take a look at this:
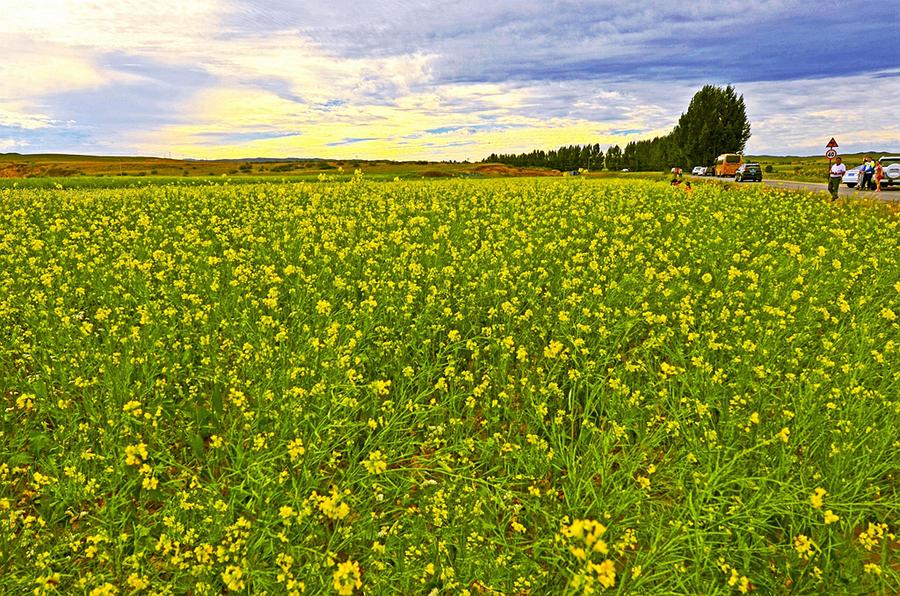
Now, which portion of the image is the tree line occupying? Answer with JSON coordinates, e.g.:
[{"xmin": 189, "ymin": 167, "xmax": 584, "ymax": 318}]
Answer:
[
  {"xmin": 484, "ymin": 144, "xmax": 605, "ymax": 172},
  {"xmin": 483, "ymin": 85, "xmax": 751, "ymax": 172}
]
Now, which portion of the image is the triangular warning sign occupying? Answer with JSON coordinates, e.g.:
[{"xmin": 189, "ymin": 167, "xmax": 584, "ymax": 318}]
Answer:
[{"xmin": 826, "ymin": 137, "xmax": 839, "ymax": 148}]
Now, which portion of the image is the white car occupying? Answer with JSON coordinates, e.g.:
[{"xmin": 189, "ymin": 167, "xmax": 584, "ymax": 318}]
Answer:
[
  {"xmin": 879, "ymin": 156, "xmax": 900, "ymax": 187},
  {"xmin": 691, "ymin": 166, "xmax": 707, "ymax": 176},
  {"xmin": 844, "ymin": 157, "xmax": 900, "ymax": 189},
  {"xmin": 842, "ymin": 166, "xmax": 860, "ymax": 188}
]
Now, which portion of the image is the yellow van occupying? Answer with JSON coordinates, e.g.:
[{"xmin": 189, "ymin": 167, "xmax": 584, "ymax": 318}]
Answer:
[{"xmin": 714, "ymin": 154, "xmax": 743, "ymax": 177}]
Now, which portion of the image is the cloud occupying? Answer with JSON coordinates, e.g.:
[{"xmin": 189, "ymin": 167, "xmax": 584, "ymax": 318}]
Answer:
[
  {"xmin": 222, "ymin": 0, "xmax": 897, "ymax": 85},
  {"xmin": 742, "ymin": 69, "xmax": 900, "ymax": 154},
  {"xmin": 0, "ymin": 138, "xmax": 27, "ymax": 152},
  {"xmin": 1, "ymin": 0, "xmax": 898, "ymax": 158},
  {"xmin": 131, "ymin": 77, "xmax": 677, "ymax": 161},
  {"xmin": 0, "ymin": 104, "xmax": 60, "ymax": 130},
  {"xmin": 0, "ymin": 0, "xmax": 228, "ymax": 51}
]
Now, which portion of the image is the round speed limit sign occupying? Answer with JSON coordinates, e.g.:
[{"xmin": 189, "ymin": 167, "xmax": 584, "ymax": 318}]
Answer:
[{"xmin": 825, "ymin": 149, "xmax": 837, "ymax": 159}]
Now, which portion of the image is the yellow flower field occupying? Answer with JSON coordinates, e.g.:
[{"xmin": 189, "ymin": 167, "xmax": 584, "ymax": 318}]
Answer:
[{"xmin": 0, "ymin": 178, "xmax": 897, "ymax": 593}]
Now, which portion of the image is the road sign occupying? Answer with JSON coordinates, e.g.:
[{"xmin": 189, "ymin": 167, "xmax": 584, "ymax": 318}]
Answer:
[
  {"xmin": 825, "ymin": 149, "xmax": 837, "ymax": 159},
  {"xmin": 826, "ymin": 138, "xmax": 839, "ymax": 148}
]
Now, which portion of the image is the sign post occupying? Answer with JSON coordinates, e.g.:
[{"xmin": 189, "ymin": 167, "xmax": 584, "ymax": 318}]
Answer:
[{"xmin": 825, "ymin": 138, "xmax": 839, "ymax": 176}]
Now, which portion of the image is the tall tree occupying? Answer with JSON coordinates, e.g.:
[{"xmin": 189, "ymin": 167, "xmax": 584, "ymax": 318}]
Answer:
[
  {"xmin": 672, "ymin": 85, "xmax": 751, "ymax": 167},
  {"xmin": 482, "ymin": 85, "xmax": 751, "ymax": 172},
  {"xmin": 605, "ymin": 145, "xmax": 622, "ymax": 171},
  {"xmin": 483, "ymin": 143, "xmax": 607, "ymax": 170}
]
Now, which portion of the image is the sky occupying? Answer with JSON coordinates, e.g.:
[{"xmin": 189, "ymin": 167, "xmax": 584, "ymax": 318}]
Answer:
[{"xmin": 2, "ymin": 0, "xmax": 899, "ymax": 161}]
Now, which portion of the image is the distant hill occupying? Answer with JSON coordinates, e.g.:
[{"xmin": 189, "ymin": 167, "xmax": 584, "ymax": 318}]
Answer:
[
  {"xmin": 1, "ymin": 151, "xmax": 896, "ymax": 182},
  {"xmin": 0, "ymin": 153, "xmax": 458, "ymax": 179},
  {"xmin": 0, "ymin": 152, "xmax": 485, "ymax": 180}
]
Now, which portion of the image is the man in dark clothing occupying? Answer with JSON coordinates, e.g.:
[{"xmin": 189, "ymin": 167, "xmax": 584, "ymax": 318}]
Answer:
[
  {"xmin": 828, "ymin": 157, "xmax": 846, "ymax": 201},
  {"xmin": 859, "ymin": 157, "xmax": 875, "ymax": 191}
]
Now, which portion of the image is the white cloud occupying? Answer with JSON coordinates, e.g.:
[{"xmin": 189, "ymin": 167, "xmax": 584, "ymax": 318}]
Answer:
[
  {"xmin": 131, "ymin": 77, "xmax": 675, "ymax": 160},
  {"xmin": 743, "ymin": 70, "xmax": 900, "ymax": 154},
  {"xmin": 0, "ymin": 0, "xmax": 896, "ymax": 157},
  {"xmin": 0, "ymin": 105, "xmax": 58, "ymax": 130},
  {"xmin": 0, "ymin": 0, "xmax": 228, "ymax": 51},
  {"xmin": 0, "ymin": 45, "xmax": 108, "ymax": 101},
  {"xmin": 0, "ymin": 138, "xmax": 27, "ymax": 151}
]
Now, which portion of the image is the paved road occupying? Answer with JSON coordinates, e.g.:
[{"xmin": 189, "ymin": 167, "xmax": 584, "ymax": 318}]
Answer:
[{"xmin": 689, "ymin": 176, "xmax": 899, "ymax": 202}]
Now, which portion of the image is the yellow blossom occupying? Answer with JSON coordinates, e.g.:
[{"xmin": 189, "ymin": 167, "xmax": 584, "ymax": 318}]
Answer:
[
  {"xmin": 363, "ymin": 450, "xmax": 388, "ymax": 475},
  {"xmin": 125, "ymin": 443, "xmax": 148, "ymax": 466},
  {"xmin": 793, "ymin": 534, "xmax": 814, "ymax": 559},
  {"xmin": 315, "ymin": 487, "xmax": 350, "ymax": 521},
  {"xmin": 89, "ymin": 584, "xmax": 117, "ymax": 596},
  {"xmin": 332, "ymin": 560, "xmax": 362, "ymax": 595},
  {"xmin": 222, "ymin": 565, "xmax": 245, "ymax": 591},
  {"xmin": 809, "ymin": 487, "xmax": 826, "ymax": 509},
  {"xmin": 288, "ymin": 438, "xmax": 306, "ymax": 461}
]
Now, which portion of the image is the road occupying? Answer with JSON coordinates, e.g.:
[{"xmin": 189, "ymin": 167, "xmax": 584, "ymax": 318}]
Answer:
[{"xmin": 689, "ymin": 176, "xmax": 899, "ymax": 202}]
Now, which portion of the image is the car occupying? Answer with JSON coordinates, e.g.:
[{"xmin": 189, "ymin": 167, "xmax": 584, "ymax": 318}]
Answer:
[
  {"xmin": 691, "ymin": 166, "xmax": 707, "ymax": 176},
  {"xmin": 734, "ymin": 162, "xmax": 762, "ymax": 182},
  {"xmin": 878, "ymin": 156, "xmax": 900, "ymax": 188},
  {"xmin": 842, "ymin": 166, "xmax": 860, "ymax": 188},
  {"xmin": 621, "ymin": 168, "xmax": 630, "ymax": 172}
]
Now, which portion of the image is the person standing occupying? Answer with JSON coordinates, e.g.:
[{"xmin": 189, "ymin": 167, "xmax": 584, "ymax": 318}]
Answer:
[
  {"xmin": 859, "ymin": 156, "xmax": 875, "ymax": 191},
  {"xmin": 874, "ymin": 159, "xmax": 884, "ymax": 192},
  {"xmin": 828, "ymin": 157, "xmax": 846, "ymax": 200}
]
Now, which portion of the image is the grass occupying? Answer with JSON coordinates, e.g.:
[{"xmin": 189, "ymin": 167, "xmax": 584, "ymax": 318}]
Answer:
[
  {"xmin": 0, "ymin": 170, "xmax": 670, "ymax": 191},
  {"xmin": 0, "ymin": 178, "xmax": 897, "ymax": 594},
  {"xmin": 0, "ymin": 152, "xmax": 485, "ymax": 182},
  {"xmin": 4, "ymin": 150, "xmax": 897, "ymax": 186}
]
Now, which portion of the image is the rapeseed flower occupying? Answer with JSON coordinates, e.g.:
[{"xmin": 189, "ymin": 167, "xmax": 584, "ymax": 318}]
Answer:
[
  {"xmin": 332, "ymin": 560, "xmax": 362, "ymax": 595},
  {"xmin": 793, "ymin": 534, "xmax": 814, "ymax": 560},
  {"xmin": 363, "ymin": 450, "xmax": 388, "ymax": 475},
  {"xmin": 222, "ymin": 565, "xmax": 245, "ymax": 591},
  {"xmin": 2, "ymin": 177, "xmax": 897, "ymax": 593},
  {"xmin": 124, "ymin": 443, "xmax": 148, "ymax": 466},
  {"xmin": 810, "ymin": 488, "xmax": 827, "ymax": 509}
]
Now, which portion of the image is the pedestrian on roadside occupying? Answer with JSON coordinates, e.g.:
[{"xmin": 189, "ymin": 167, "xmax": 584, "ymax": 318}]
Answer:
[
  {"xmin": 828, "ymin": 157, "xmax": 846, "ymax": 201},
  {"xmin": 874, "ymin": 159, "xmax": 884, "ymax": 192},
  {"xmin": 859, "ymin": 156, "xmax": 875, "ymax": 191}
]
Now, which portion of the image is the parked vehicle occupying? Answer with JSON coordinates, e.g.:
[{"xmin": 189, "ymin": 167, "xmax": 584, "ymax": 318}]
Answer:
[
  {"xmin": 691, "ymin": 166, "xmax": 707, "ymax": 175},
  {"xmin": 842, "ymin": 166, "xmax": 860, "ymax": 188},
  {"xmin": 714, "ymin": 153, "xmax": 743, "ymax": 177},
  {"xmin": 878, "ymin": 156, "xmax": 900, "ymax": 187},
  {"xmin": 734, "ymin": 162, "xmax": 762, "ymax": 182}
]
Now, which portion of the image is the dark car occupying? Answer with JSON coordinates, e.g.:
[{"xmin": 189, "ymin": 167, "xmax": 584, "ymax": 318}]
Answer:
[{"xmin": 735, "ymin": 163, "xmax": 762, "ymax": 182}]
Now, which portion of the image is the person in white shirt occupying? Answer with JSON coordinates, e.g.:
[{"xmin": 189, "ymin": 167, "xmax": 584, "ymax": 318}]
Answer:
[{"xmin": 828, "ymin": 157, "xmax": 846, "ymax": 201}]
